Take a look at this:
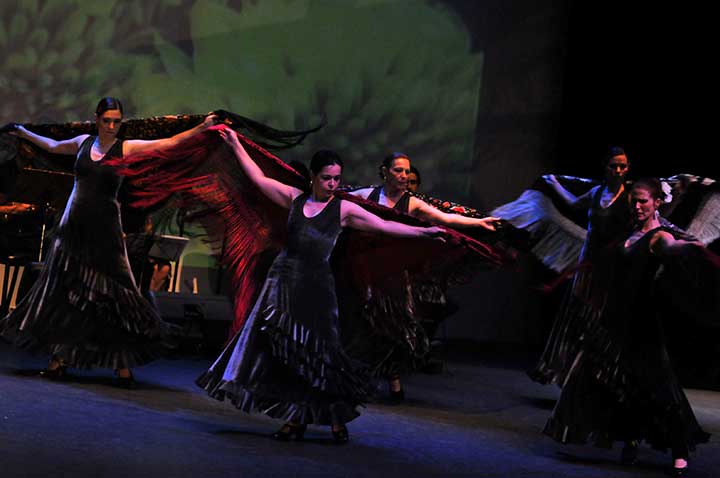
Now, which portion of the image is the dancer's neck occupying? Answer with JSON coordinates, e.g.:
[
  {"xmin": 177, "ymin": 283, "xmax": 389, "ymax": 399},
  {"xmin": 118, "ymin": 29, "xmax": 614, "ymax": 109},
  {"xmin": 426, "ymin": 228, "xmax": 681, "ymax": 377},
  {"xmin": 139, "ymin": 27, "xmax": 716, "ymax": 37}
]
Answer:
[{"xmin": 381, "ymin": 184, "xmax": 405, "ymax": 201}]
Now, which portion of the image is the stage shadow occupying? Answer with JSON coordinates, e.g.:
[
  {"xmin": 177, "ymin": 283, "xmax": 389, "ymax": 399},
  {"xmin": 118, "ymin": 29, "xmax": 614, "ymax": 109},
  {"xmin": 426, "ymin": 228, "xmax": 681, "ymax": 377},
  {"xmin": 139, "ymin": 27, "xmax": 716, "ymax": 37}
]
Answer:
[
  {"xmin": 519, "ymin": 395, "xmax": 557, "ymax": 410},
  {"xmin": 555, "ymin": 450, "xmax": 676, "ymax": 476}
]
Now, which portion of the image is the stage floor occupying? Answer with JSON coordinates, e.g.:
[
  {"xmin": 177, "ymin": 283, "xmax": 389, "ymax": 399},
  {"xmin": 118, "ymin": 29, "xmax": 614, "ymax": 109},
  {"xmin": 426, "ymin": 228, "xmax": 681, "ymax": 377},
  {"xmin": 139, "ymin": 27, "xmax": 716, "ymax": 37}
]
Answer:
[{"xmin": 1, "ymin": 342, "xmax": 718, "ymax": 478}]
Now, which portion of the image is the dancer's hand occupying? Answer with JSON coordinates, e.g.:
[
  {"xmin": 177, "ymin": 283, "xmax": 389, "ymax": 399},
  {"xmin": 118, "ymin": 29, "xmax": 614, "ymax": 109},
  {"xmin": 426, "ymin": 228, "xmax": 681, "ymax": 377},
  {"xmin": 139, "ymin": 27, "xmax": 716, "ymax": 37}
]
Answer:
[
  {"xmin": 544, "ymin": 174, "xmax": 559, "ymax": 185},
  {"xmin": 424, "ymin": 226, "xmax": 447, "ymax": 242},
  {"xmin": 202, "ymin": 113, "xmax": 219, "ymax": 129},
  {"xmin": 477, "ymin": 216, "xmax": 500, "ymax": 231},
  {"xmin": 218, "ymin": 126, "xmax": 241, "ymax": 149},
  {"xmin": 0, "ymin": 123, "xmax": 24, "ymax": 136}
]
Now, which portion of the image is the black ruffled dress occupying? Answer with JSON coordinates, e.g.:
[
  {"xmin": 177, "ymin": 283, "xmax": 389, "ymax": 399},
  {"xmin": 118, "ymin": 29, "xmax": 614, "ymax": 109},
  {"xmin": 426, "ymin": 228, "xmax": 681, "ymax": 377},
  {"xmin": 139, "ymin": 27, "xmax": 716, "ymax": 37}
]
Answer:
[
  {"xmin": 0, "ymin": 136, "xmax": 174, "ymax": 369},
  {"xmin": 531, "ymin": 185, "xmax": 632, "ymax": 385},
  {"xmin": 339, "ymin": 186, "xmax": 431, "ymax": 378},
  {"xmin": 197, "ymin": 194, "xmax": 372, "ymax": 425},
  {"xmin": 544, "ymin": 227, "xmax": 710, "ymax": 456}
]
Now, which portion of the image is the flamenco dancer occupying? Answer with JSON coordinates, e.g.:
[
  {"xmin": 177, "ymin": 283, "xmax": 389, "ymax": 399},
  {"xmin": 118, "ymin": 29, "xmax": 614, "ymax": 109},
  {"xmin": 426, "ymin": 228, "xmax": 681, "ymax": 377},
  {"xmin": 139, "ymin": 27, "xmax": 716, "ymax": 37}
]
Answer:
[
  {"xmin": 544, "ymin": 178, "xmax": 714, "ymax": 476},
  {"xmin": 0, "ymin": 97, "xmax": 215, "ymax": 387},
  {"xmin": 529, "ymin": 147, "xmax": 633, "ymax": 385},
  {"xmin": 194, "ymin": 129, "xmax": 449, "ymax": 443},
  {"xmin": 348, "ymin": 152, "xmax": 499, "ymax": 400}
]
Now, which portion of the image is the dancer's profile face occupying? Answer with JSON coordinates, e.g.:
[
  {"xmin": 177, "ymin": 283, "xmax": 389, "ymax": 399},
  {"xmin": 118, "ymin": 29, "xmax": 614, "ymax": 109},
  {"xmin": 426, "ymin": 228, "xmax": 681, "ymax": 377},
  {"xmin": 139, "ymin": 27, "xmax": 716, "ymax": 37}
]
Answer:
[
  {"xmin": 630, "ymin": 187, "xmax": 660, "ymax": 223},
  {"xmin": 604, "ymin": 154, "xmax": 629, "ymax": 182},
  {"xmin": 313, "ymin": 164, "xmax": 342, "ymax": 198},
  {"xmin": 383, "ymin": 157, "xmax": 410, "ymax": 191},
  {"xmin": 407, "ymin": 172, "xmax": 419, "ymax": 193},
  {"xmin": 95, "ymin": 109, "xmax": 122, "ymax": 140}
]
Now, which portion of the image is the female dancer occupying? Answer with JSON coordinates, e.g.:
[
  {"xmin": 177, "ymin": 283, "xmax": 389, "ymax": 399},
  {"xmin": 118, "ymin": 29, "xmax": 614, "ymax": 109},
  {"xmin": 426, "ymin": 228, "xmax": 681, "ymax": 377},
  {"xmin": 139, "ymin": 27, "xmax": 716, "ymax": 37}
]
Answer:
[
  {"xmin": 197, "ymin": 129, "xmax": 445, "ymax": 443},
  {"xmin": 544, "ymin": 178, "xmax": 712, "ymax": 476},
  {"xmin": 407, "ymin": 165, "xmax": 421, "ymax": 193},
  {"xmin": 349, "ymin": 152, "xmax": 498, "ymax": 399},
  {"xmin": 529, "ymin": 147, "xmax": 633, "ymax": 385},
  {"xmin": 1, "ymin": 97, "xmax": 215, "ymax": 387},
  {"xmin": 351, "ymin": 152, "xmax": 498, "ymax": 229}
]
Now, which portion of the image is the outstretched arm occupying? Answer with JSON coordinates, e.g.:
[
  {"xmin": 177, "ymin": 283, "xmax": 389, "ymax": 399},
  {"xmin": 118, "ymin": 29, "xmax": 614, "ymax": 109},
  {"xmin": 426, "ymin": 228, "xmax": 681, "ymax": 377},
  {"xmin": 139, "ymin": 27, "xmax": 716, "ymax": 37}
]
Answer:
[
  {"xmin": 545, "ymin": 175, "xmax": 595, "ymax": 210},
  {"xmin": 651, "ymin": 230, "xmax": 705, "ymax": 256},
  {"xmin": 219, "ymin": 127, "xmax": 302, "ymax": 209},
  {"xmin": 341, "ymin": 200, "xmax": 444, "ymax": 240},
  {"xmin": 348, "ymin": 187, "xmax": 373, "ymax": 199},
  {"xmin": 123, "ymin": 114, "xmax": 218, "ymax": 155},
  {"xmin": 409, "ymin": 197, "xmax": 499, "ymax": 231},
  {"xmin": 10, "ymin": 125, "xmax": 87, "ymax": 155}
]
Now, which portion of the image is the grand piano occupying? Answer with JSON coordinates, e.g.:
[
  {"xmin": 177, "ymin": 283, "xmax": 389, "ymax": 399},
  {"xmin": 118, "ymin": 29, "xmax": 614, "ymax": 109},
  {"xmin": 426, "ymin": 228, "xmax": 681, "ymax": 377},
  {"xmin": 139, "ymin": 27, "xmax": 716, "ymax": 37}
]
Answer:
[{"xmin": 0, "ymin": 165, "xmax": 74, "ymax": 315}]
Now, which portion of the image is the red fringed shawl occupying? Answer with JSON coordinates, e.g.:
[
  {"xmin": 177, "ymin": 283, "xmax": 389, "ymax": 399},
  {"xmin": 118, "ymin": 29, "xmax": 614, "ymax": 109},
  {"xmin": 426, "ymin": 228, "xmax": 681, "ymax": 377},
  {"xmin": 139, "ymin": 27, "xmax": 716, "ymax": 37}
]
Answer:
[{"xmin": 110, "ymin": 125, "xmax": 510, "ymax": 336}]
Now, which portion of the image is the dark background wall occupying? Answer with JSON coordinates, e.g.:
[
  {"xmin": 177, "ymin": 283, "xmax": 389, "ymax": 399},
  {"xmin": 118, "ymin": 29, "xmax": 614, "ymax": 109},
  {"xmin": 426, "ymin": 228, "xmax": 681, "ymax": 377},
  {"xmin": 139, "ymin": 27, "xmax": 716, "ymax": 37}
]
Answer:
[
  {"xmin": 557, "ymin": 1, "xmax": 715, "ymax": 180},
  {"xmin": 453, "ymin": 0, "xmax": 715, "ymax": 211},
  {"xmin": 437, "ymin": 0, "xmax": 569, "ymax": 344},
  {"xmin": 445, "ymin": 0, "xmax": 716, "ymax": 344}
]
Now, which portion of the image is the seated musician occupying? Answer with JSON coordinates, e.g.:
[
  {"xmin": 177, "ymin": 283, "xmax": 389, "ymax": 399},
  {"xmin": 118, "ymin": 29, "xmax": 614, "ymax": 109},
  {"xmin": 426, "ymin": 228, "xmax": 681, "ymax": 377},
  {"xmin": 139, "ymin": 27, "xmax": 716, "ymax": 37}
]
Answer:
[{"xmin": 121, "ymin": 204, "xmax": 171, "ymax": 294}]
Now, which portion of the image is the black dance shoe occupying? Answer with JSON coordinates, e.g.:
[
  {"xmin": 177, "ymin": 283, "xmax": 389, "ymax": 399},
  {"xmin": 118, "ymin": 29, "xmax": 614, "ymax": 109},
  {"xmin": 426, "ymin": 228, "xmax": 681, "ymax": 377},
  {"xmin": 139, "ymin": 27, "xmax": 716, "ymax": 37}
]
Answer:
[
  {"xmin": 620, "ymin": 440, "xmax": 638, "ymax": 465},
  {"xmin": 331, "ymin": 425, "xmax": 349, "ymax": 445},
  {"xmin": 272, "ymin": 423, "xmax": 306, "ymax": 442},
  {"xmin": 671, "ymin": 465, "xmax": 688, "ymax": 477},
  {"xmin": 113, "ymin": 371, "xmax": 138, "ymax": 390},
  {"xmin": 387, "ymin": 375, "xmax": 405, "ymax": 403},
  {"xmin": 39, "ymin": 365, "xmax": 67, "ymax": 380},
  {"xmin": 389, "ymin": 388, "xmax": 405, "ymax": 403}
]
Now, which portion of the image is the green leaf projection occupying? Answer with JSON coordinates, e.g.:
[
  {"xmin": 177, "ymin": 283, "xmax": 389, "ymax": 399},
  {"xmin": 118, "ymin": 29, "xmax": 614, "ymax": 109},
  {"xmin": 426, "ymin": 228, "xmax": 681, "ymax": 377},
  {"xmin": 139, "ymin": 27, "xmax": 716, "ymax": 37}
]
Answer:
[
  {"xmin": 2, "ymin": 0, "xmax": 484, "ymax": 271},
  {"xmin": 0, "ymin": 0, "xmax": 129, "ymax": 122},
  {"xmin": 0, "ymin": 0, "xmax": 195, "ymax": 122},
  {"xmin": 131, "ymin": 0, "xmax": 483, "ymax": 199}
]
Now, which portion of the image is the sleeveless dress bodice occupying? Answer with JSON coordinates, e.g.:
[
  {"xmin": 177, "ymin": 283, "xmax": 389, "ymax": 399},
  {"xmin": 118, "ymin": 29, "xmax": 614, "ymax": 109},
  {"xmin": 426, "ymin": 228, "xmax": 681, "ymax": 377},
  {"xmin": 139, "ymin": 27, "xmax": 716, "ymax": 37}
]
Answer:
[
  {"xmin": 367, "ymin": 186, "xmax": 410, "ymax": 213},
  {"xmin": 582, "ymin": 185, "xmax": 632, "ymax": 261}
]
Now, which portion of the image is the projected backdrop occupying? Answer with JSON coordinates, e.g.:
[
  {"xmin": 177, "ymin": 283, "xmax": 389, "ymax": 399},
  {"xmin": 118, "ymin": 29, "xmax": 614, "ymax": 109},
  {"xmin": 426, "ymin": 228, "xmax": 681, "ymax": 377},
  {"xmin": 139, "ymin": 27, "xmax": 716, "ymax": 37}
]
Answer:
[{"xmin": 2, "ymin": 0, "xmax": 482, "ymax": 196}]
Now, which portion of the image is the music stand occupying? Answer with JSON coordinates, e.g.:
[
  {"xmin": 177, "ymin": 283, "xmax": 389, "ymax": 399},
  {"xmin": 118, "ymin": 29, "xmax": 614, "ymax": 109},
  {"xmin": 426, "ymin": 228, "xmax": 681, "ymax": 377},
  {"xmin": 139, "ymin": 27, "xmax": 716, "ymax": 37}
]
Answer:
[
  {"xmin": 148, "ymin": 235, "xmax": 189, "ymax": 263},
  {"xmin": 148, "ymin": 235, "xmax": 190, "ymax": 292}
]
